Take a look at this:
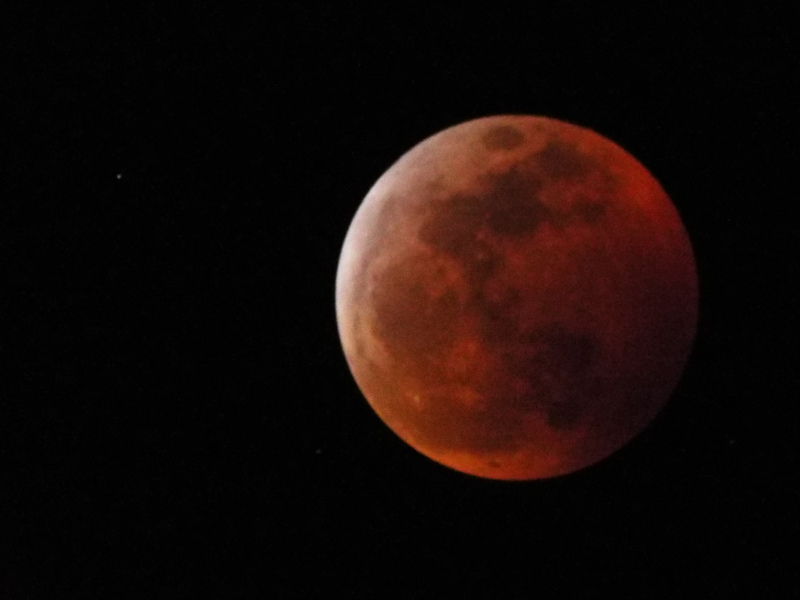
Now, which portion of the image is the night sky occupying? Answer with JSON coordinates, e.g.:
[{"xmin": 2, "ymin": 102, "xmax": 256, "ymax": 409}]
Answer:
[{"xmin": 4, "ymin": 5, "xmax": 797, "ymax": 597}]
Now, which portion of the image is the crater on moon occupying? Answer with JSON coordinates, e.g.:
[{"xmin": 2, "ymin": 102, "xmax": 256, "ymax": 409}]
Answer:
[{"xmin": 482, "ymin": 124, "xmax": 526, "ymax": 150}]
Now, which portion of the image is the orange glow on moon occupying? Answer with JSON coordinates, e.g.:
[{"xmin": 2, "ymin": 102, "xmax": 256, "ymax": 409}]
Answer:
[{"xmin": 335, "ymin": 115, "xmax": 698, "ymax": 480}]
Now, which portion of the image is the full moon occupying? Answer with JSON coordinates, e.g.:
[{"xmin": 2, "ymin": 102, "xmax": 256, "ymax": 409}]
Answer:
[{"xmin": 335, "ymin": 115, "xmax": 698, "ymax": 480}]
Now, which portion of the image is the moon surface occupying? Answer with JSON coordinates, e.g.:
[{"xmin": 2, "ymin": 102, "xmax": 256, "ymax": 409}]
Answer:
[{"xmin": 335, "ymin": 115, "xmax": 698, "ymax": 480}]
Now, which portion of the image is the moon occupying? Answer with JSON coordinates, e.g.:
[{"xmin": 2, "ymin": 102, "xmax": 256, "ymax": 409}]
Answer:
[{"xmin": 335, "ymin": 115, "xmax": 698, "ymax": 480}]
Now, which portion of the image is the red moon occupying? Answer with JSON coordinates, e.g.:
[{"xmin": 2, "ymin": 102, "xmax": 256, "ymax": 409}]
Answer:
[{"xmin": 335, "ymin": 115, "xmax": 698, "ymax": 480}]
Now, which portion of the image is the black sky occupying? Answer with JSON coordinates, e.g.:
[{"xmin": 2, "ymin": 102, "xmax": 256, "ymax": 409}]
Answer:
[{"xmin": 3, "ymin": 5, "xmax": 797, "ymax": 598}]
